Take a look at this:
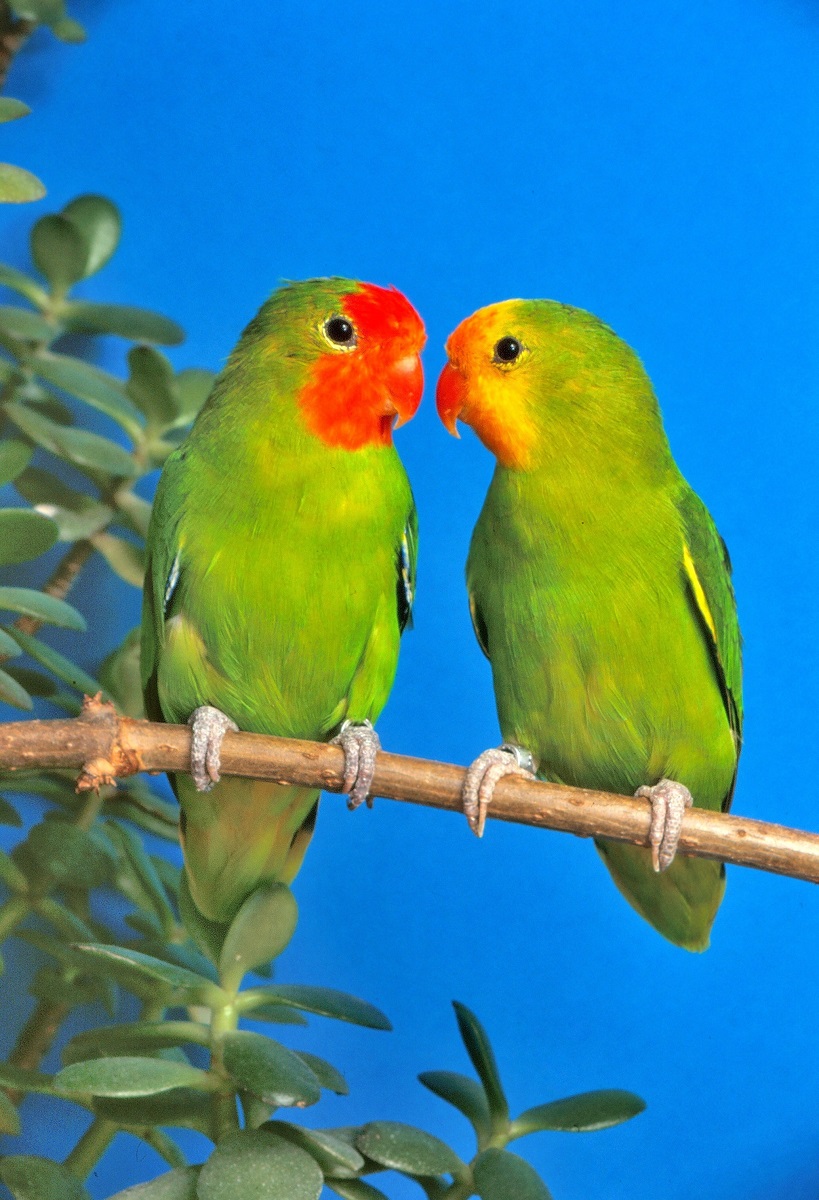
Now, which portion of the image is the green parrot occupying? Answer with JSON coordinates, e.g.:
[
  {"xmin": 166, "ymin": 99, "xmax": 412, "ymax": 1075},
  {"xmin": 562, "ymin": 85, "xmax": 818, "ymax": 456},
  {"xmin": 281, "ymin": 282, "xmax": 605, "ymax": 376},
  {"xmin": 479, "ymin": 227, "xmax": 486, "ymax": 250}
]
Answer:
[
  {"xmin": 141, "ymin": 278, "xmax": 426, "ymax": 923},
  {"xmin": 436, "ymin": 299, "xmax": 742, "ymax": 951}
]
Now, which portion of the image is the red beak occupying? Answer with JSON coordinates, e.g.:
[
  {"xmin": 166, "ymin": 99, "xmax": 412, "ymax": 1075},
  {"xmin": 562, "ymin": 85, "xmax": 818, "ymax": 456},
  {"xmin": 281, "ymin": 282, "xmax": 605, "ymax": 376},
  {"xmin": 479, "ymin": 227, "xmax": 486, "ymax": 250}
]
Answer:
[
  {"xmin": 387, "ymin": 352, "xmax": 424, "ymax": 427},
  {"xmin": 436, "ymin": 359, "xmax": 466, "ymax": 436}
]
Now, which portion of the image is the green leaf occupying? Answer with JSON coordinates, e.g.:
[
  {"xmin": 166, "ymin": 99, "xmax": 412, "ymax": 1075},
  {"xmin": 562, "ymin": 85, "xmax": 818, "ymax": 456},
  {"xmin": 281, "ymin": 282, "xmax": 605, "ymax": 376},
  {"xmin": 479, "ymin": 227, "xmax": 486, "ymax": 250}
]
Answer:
[
  {"xmin": 35, "ymin": 897, "xmax": 98, "ymax": 942},
  {"xmin": 99, "ymin": 625, "xmax": 145, "ymax": 716},
  {"xmin": 0, "ymin": 793, "xmax": 22, "ymax": 824},
  {"xmin": 452, "ymin": 1001, "xmax": 508, "ymax": 1123},
  {"xmin": 113, "ymin": 488, "xmax": 152, "ymax": 538},
  {"xmin": 52, "ymin": 14, "xmax": 86, "ymax": 41},
  {"xmin": 511, "ymin": 1089, "xmax": 646, "ymax": 1137},
  {"xmin": 105, "ymin": 1167, "xmax": 200, "ymax": 1200},
  {"xmin": 0, "ymin": 98, "xmax": 31, "ymax": 123},
  {"xmin": 22, "ymin": 820, "xmax": 115, "ymax": 887},
  {"xmin": 55, "ymin": 1056, "xmax": 214, "ymax": 1099},
  {"xmin": 263, "ymin": 1120, "xmax": 364, "ymax": 1176},
  {"xmin": 33, "ymin": 499, "xmax": 112, "ymax": 541},
  {"xmin": 242, "ymin": 1001, "xmax": 308, "ymax": 1026},
  {"xmin": 0, "ymin": 506, "xmax": 58, "ymax": 563},
  {"xmin": 293, "ymin": 1050, "xmax": 348, "ymax": 1094},
  {"xmin": 62, "ymin": 300, "xmax": 185, "ymax": 345},
  {"xmin": 0, "ymin": 665, "xmax": 32, "ymax": 708},
  {"xmin": 219, "ymin": 883, "xmax": 298, "ymax": 991},
  {"xmin": 473, "ymin": 1148, "xmax": 553, "ymax": 1200},
  {"xmin": 0, "ymin": 263, "xmax": 49, "ymax": 307},
  {"xmin": 196, "ymin": 1129, "xmax": 324, "ymax": 1200},
  {"xmin": 105, "ymin": 819, "xmax": 176, "ymax": 931},
  {"xmin": 0, "ymin": 304, "xmax": 56, "ymax": 342},
  {"xmin": 91, "ymin": 1087, "xmax": 212, "ymax": 1133},
  {"xmin": 59, "ymin": 194, "xmax": 120, "ymax": 276},
  {"xmin": 105, "ymin": 786, "xmax": 177, "ymax": 838},
  {"xmin": 418, "ymin": 1070, "xmax": 491, "ymax": 1141},
  {"xmin": 0, "ymin": 1063, "xmax": 55, "ymax": 1094},
  {"xmin": 31, "ymin": 214, "xmax": 88, "ymax": 292},
  {"xmin": 28, "ymin": 958, "xmax": 117, "ymax": 1015},
  {"xmin": 4, "ymin": 663, "xmax": 56, "ymax": 696},
  {"xmin": 178, "ymin": 868, "xmax": 228, "ymax": 964},
  {"xmin": 0, "ymin": 585, "xmax": 85, "ymax": 628},
  {"xmin": 0, "ymin": 628, "xmax": 21, "ymax": 656},
  {"xmin": 0, "ymin": 439, "xmax": 33, "ymax": 485},
  {"xmin": 91, "ymin": 530, "xmax": 145, "ymax": 586},
  {"xmin": 137, "ymin": 1128, "xmax": 188, "ymax": 1170},
  {"xmin": 356, "ymin": 1122, "xmax": 465, "ymax": 1178},
  {"xmin": 7, "ymin": 628, "xmax": 102, "ymax": 696},
  {"xmin": 7, "ymin": 402, "xmax": 139, "ymax": 477},
  {"xmin": 33, "ymin": 349, "xmax": 143, "ymax": 436},
  {"xmin": 13, "ymin": 464, "xmax": 91, "ymax": 510},
  {"xmin": 326, "ymin": 1182, "xmax": 389, "ymax": 1200},
  {"xmin": 172, "ymin": 367, "xmax": 214, "ymax": 426},
  {"xmin": 0, "ymin": 1086, "xmax": 21, "ymax": 1133},
  {"xmin": 0, "ymin": 165, "xmax": 46, "ymax": 204},
  {"xmin": 126, "ymin": 344, "xmax": 178, "ymax": 426},
  {"xmin": 70, "ymin": 942, "xmax": 226, "ymax": 1006},
  {"xmin": 239, "ymin": 984, "xmax": 392, "ymax": 1031},
  {"xmin": 63, "ymin": 1021, "xmax": 210, "ymax": 1065},
  {"xmin": 0, "ymin": 844, "xmax": 30, "ymax": 891},
  {"xmin": 221, "ymin": 1030, "xmax": 321, "ymax": 1108},
  {"xmin": 10, "ymin": 0, "xmax": 64, "ymax": 22},
  {"xmin": 0, "ymin": 1155, "xmax": 91, "ymax": 1200}
]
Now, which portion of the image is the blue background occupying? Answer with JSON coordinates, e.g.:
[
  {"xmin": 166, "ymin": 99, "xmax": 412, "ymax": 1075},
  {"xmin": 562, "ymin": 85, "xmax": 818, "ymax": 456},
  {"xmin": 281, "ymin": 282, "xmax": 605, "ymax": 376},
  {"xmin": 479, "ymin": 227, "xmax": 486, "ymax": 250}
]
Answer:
[{"xmin": 1, "ymin": 1, "xmax": 819, "ymax": 1197}]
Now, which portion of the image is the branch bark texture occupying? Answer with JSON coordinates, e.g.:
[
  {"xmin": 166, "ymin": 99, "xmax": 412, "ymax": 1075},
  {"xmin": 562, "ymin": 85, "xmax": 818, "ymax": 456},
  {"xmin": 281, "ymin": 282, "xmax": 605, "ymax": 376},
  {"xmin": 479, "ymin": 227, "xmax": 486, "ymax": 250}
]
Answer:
[{"xmin": 0, "ymin": 698, "xmax": 817, "ymax": 886}]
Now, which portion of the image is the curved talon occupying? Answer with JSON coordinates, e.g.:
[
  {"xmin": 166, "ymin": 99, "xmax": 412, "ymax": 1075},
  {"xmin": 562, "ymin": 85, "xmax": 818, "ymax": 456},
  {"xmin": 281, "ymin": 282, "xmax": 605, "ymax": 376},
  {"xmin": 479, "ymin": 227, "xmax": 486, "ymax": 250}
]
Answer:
[
  {"xmin": 331, "ymin": 719, "xmax": 381, "ymax": 810},
  {"xmin": 636, "ymin": 777, "xmax": 693, "ymax": 872},
  {"xmin": 462, "ymin": 743, "xmax": 537, "ymax": 838},
  {"xmin": 187, "ymin": 705, "xmax": 239, "ymax": 792}
]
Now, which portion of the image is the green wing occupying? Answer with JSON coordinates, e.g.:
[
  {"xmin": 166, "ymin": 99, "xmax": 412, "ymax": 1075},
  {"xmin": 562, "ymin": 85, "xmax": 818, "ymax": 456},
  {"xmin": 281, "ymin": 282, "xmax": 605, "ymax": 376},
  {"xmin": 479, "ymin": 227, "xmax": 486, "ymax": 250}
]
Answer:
[
  {"xmin": 140, "ymin": 454, "xmax": 185, "ymax": 723},
  {"xmin": 676, "ymin": 484, "xmax": 743, "ymax": 803}
]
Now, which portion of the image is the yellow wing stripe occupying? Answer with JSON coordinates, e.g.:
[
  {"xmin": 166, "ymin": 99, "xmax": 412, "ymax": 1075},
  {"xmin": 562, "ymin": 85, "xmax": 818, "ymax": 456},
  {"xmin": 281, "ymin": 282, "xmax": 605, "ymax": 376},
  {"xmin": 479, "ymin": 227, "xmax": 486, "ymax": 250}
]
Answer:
[{"xmin": 683, "ymin": 543, "xmax": 717, "ymax": 642}]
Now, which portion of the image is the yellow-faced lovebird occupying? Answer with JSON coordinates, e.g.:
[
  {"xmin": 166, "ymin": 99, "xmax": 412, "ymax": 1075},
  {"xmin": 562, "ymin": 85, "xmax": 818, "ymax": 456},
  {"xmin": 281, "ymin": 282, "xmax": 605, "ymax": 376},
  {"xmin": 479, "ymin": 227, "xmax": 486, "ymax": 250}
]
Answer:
[
  {"xmin": 436, "ymin": 300, "xmax": 742, "ymax": 950},
  {"xmin": 141, "ymin": 279, "xmax": 425, "ymax": 922}
]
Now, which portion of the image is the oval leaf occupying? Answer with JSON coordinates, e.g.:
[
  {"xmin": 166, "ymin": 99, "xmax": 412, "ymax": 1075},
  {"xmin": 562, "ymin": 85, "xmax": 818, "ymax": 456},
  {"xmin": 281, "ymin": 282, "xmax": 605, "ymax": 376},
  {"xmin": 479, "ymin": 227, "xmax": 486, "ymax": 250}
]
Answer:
[
  {"xmin": 0, "ymin": 665, "xmax": 32, "ymax": 709},
  {"xmin": 0, "ymin": 164, "xmax": 46, "ymax": 204},
  {"xmin": 105, "ymin": 1167, "xmax": 200, "ymax": 1200},
  {"xmin": 7, "ymin": 402, "xmax": 139, "ymax": 477},
  {"xmin": 127, "ymin": 344, "xmax": 178, "ymax": 425},
  {"xmin": 0, "ymin": 1155, "xmax": 90, "ymax": 1200},
  {"xmin": 197, "ymin": 1129, "xmax": 323, "ymax": 1200},
  {"xmin": 219, "ymin": 882, "xmax": 298, "ymax": 990},
  {"xmin": 55, "ymin": 1056, "xmax": 214, "ymax": 1098},
  {"xmin": 222, "ymin": 1030, "xmax": 321, "ymax": 1108},
  {"xmin": 0, "ymin": 98, "xmax": 31, "ymax": 123},
  {"xmin": 31, "ymin": 214, "xmax": 88, "ymax": 291},
  {"xmin": 0, "ymin": 585, "xmax": 85, "ymax": 628},
  {"xmin": 293, "ymin": 1050, "xmax": 348, "ymax": 1095},
  {"xmin": 263, "ymin": 1120, "xmax": 364, "ymax": 1176},
  {"xmin": 511, "ymin": 1089, "xmax": 646, "ymax": 1137},
  {"xmin": 418, "ymin": 1070, "xmax": 491, "ymax": 1139},
  {"xmin": 33, "ymin": 350, "xmax": 142, "ymax": 435},
  {"xmin": 356, "ymin": 1122, "xmax": 465, "ymax": 1177},
  {"xmin": 0, "ymin": 263, "xmax": 48, "ymax": 306},
  {"xmin": 70, "ymin": 942, "xmax": 226, "ymax": 1005},
  {"xmin": 473, "ymin": 1147, "xmax": 553, "ymax": 1200},
  {"xmin": 326, "ymin": 1182, "xmax": 389, "ymax": 1200},
  {"xmin": 0, "ymin": 507, "xmax": 57, "ymax": 563},
  {"xmin": 91, "ymin": 1087, "xmax": 212, "ymax": 1134},
  {"xmin": 22, "ymin": 820, "xmax": 115, "ymax": 887},
  {"xmin": 452, "ymin": 1001, "xmax": 508, "ymax": 1122},
  {"xmin": 0, "ymin": 304, "xmax": 56, "ymax": 342},
  {"xmin": 0, "ymin": 439, "xmax": 32, "ymax": 486},
  {"xmin": 61, "ymin": 195, "xmax": 121, "ymax": 277},
  {"xmin": 92, "ymin": 531, "xmax": 145, "ymax": 586},
  {"xmin": 63, "ymin": 301, "xmax": 185, "ymax": 345},
  {"xmin": 173, "ymin": 367, "xmax": 214, "ymax": 426},
  {"xmin": 63, "ymin": 1020, "xmax": 210, "ymax": 1065},
  {"xmin": 0, "ymin": 1087, "xmax": 21, "ymax": 1134},
  {"xmin": 239, "ymin": 984, "xmax": 391, "ymax": 1031}
]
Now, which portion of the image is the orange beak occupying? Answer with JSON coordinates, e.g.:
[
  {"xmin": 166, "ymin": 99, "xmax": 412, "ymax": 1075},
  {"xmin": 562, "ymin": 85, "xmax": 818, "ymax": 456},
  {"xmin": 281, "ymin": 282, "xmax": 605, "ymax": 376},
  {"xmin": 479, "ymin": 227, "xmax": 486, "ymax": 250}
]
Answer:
[
  {"xmin": 436, "ymin": 359, "xmax": 466, "ymax": 436},
  {"xmin": 386, "ymin": 352, "xmax": 424, "ymax": 428}
]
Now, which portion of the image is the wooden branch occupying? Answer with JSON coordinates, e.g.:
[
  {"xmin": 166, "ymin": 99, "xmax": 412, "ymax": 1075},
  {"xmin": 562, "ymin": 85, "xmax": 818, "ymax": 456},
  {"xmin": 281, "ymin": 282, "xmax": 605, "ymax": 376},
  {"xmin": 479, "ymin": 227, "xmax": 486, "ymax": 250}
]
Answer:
[{"xmin": 0, "ymin": 697, "xmax": 817, "ymax": 885}]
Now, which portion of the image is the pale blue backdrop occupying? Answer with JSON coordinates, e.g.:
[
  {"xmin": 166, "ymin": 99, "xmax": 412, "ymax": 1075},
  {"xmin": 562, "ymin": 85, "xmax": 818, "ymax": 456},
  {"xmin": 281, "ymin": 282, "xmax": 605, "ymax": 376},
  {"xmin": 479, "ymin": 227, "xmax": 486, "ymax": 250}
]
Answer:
[{"xmin": 1, "ymin": 1, "xmax": 818, "ymax": 1197}]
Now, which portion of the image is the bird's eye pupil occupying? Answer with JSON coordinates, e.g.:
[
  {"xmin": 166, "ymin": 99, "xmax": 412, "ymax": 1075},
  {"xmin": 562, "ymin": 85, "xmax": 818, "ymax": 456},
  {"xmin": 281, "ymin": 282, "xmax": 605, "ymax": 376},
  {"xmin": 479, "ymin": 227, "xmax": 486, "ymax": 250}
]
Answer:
[
  {"xmin": 495, "ymin": 336, "xmax": 522, "ymax": 363},
  {"xmin": 325, "ymin": 316, "xmax": 355, "ymax": 345}
]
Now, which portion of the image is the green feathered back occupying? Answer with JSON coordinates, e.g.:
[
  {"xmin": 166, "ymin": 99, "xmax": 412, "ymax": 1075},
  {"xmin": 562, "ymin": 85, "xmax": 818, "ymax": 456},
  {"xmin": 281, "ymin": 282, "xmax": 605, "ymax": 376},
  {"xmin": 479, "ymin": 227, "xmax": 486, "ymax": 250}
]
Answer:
[
  {"xmin": 142, "ymin": 279, "xmax": 417, "ymax": 922},
  {"xmin": 464, "ymin": 301, "xmax": 741, "ymax": 950}
]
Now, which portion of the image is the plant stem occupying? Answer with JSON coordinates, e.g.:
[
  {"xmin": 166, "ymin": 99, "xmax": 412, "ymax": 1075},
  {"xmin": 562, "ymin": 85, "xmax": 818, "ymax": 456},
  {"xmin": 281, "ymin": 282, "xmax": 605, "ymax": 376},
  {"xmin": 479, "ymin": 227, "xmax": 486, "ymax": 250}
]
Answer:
[
  {"xmin": 63, "ymin": 1116, "xmax": 118, "ymax": 1179},
  {"xmin": 0, "ymin": 893, "xmax": 29, "ymax": 940},
  {"xmin": 208, "ymin": 999, "xmax": 241, "ymax": 1142}
]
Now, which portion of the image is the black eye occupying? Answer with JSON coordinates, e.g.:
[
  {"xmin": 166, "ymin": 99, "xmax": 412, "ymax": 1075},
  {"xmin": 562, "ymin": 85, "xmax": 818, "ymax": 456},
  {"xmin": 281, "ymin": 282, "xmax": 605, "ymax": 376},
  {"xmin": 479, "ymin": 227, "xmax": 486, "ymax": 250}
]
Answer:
[
  {"xmin": 325, "ymin": 316, "xmax": 356, "ymax": 346},
  {"xmin": 494, "ymin": 336, "xmax": 522, "ymax": 363}
]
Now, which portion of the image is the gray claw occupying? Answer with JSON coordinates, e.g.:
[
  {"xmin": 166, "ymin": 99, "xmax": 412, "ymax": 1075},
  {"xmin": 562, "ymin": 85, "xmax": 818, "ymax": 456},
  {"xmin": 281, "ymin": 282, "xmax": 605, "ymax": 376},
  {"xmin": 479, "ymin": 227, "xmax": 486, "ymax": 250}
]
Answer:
[
  {"xmin": 332, "ymin": 719, "xmax": 381, "ymax": 810},
  {"xmin": 187, "ymin": 705, "xmax": 239, "ymax": 792},
  {"xmin": 635, "ymin": 778, "xmax": 693, "ymax": 872},
  {"xmin": 462, "ymin": 743, "xmax": 537, "ymax": 838}
]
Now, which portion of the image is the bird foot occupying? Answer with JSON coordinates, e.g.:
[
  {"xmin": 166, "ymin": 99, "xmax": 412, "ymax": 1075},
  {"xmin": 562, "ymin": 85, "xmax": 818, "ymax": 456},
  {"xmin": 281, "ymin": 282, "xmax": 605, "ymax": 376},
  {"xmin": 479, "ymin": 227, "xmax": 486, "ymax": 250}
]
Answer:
[
  {"xmin": 462, "ymin": 743, "xmax": 537, "ymax": 838},
  {"xmin": 635, "ymin": 778, "xmax": 693, "ymax": 872},
  {"xmin": 187, "ymin": 705, "xmax": 239, "ymax": 792},
  {"xmin": 332, "ymin": 719, "xmax": 381, "ymax": 810}
]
